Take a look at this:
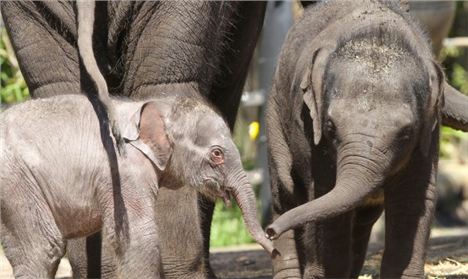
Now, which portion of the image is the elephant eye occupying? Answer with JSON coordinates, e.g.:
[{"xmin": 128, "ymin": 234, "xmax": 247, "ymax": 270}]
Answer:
[
  {"xmin": 210, "ymin": 147, "xmax": 224, "ymax": 165},
  {"xmin": 399, "ymin": 125, "xmax": 413, "ymax": 141}
]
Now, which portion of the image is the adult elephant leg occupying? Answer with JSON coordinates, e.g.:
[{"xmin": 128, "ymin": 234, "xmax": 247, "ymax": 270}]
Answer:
[
  {"xmin": 381, "ymin": 151, "xmax": 437, "ymax": 278},
  {"xmin": 302, "ymin": 213, "xmax": 353, "ymax": 278},
  {"xmin": 271, "ymin": 201, "xmax": 302, "ymax": 279},
  {"xmin": 271, "ymin": 214, "xmax": 301, "ymax": 279},
  {"xmin": 268, "ymin": 149, "xmax": 303, "ymax": 279},
  {"xmin": 2, "ymin": 1, "xmax": 85, "ymax": 98},
  {"xmin": 208, "ymin": 1, "xmax": 267, "ymax": 128},
  {"xmin": 349, "ymin": 204, "xmax": 384, "ymax": 278}
]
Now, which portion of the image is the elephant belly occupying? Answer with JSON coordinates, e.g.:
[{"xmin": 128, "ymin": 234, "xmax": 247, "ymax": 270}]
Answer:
[
  {"xmin": 44, "ymin": 180, "xmax": 104, "ymax": 239},
  {"xmin": 52, "ymin": 199, "xmax": 103, "ymax": 239}
]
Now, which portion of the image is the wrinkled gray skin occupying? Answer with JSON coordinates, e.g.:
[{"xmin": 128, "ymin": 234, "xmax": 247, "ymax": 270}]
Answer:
[
  {"xmin": 0, "ymin": 94, "xmax": 274, "ymax": 279},
  {"xmin": 2, "ymin": 2, "xmax": 266, "ymax": 278},
  {"xmin": 265, "ymin": 1, "xmax": 462, "ymax": 278}
]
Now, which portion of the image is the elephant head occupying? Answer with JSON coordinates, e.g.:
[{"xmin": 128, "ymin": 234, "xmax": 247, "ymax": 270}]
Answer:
[
  {"xmin": 266, "ymin": 26, "xmax": 444, "ymax": 239},
  {"xmin": 121, "ymin": 96, "xmax": 277, "ymax": 256}
]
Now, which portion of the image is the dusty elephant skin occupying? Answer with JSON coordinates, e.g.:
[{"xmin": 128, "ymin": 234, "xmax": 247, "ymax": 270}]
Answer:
[
  {"xmin": 0, "ymin": 94, "xmax": 275, "ymax": 279},
  {"xmin": 264, "ymin": 1, "xmax": 463, "ymax": 278},
  {"xmin": 2, "ymin": 1, "xmax": 266, "ymax": 278}
]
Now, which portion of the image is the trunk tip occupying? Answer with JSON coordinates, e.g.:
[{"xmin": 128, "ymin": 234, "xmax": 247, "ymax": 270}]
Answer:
[
  {"xmin": 258, "ymin": 238, "xmax": 281, "ymax": 259},
  {"xmin": 271, "ymin": 248, "xmax": 281, "ymax": 259},
  {"xmin": 265, "ymin": 225, "xmax": 280, "ymax": 240}
]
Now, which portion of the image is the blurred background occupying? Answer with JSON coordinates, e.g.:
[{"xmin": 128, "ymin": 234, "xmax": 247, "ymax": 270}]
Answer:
[{"xmin": 1, "ymin": 1, "xmax": 467, "ymax": 250}]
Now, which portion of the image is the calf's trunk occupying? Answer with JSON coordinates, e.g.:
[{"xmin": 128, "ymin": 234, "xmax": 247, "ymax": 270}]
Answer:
[
  {"xmin": 227, "ymin": 170, "xmax": 278, "ymax": 256},
  {"xmin": 266, "ymin": 152, "xmax": 387, "ymax": 239}
]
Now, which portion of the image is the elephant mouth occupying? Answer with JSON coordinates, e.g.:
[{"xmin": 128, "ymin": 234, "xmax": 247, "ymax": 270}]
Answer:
[
  {"xmin": 219, "ymin": 188, "xmax": 232, "ymax": 208},
  {"xmin": 201, "ymin": 179, "xmax": 232, "ymax": 207}
]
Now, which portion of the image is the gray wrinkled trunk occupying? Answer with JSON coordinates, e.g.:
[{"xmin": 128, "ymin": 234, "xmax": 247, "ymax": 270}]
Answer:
[
  {"xmin": 266, "ymin": 147, "xmax": 387, "ymax": 239},
  {"xmin": 227, "ymin": 170, "xmax": 276, "ymax": 256}
]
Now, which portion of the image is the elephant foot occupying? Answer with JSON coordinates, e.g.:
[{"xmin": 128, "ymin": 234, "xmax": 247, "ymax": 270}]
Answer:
[
  {"xmin": 273, "ymin": 270, "xmax": 301, "ymax": 279},
  {"xmin": 273, "ymin": 254, "xmax": 302, "ymax": 279}
]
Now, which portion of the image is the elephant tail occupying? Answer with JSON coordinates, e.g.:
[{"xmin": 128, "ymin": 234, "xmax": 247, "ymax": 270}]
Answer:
[{"xmin": 77, "ymin": 0, "xmax": 125, "ymax": 155}]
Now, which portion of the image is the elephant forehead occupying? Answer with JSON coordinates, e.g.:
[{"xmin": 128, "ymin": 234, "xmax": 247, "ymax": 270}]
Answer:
[
  {"xmin": 329, "ymin": 99, "xmax": 415, "ymax": 128},
  {"xmin": 329, "ymin": 71, "xmax": 418, "ymax": 101},
  {"xmin": 331, "ymin": 96, "xmax": 412, "ymax": 112},
  {"xmin": 194, "ymin": 114, "xmax": 230, "ymax": 145},
  {"xmin": 327, "ymin": 51, "xmax": 426, "ymax": 104}
]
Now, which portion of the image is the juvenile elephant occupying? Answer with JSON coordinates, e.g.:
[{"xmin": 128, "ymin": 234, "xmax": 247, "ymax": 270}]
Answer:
[
  {"xmin": 265, "ymin": 1, "xmax": 465, "ymax": 278},
  {"xmin": 0, "ymin": 93, "xmax": 275, "ymax": 279}
]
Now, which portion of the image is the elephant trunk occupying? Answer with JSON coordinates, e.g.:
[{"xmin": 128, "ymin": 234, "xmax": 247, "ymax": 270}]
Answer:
[
  {"xmin": 227, "ymin": 170, "xmax": 278, "ymax": 257},
  {"xmin": 266, "ymin": 145, "xmax": 388, "ymax": 240},
  {"xmin": 441, "ymin": 83, "xmax": 468, "ymax": 132}
]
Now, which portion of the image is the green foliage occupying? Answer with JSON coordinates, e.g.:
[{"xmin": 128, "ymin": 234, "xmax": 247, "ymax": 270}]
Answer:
[
  {"xmin": 440, "ymin": 126, "xmax": 468, "ymax": 159},
  {"xmin": 440, "ymin": 46, "xmax": 468, "ymax": 94},
  {"xmin": 210, "ymin": 200, "xmax": 255, "ymax": 247},
  {"xmin": 233, "ymin": 111, "xmax": 258, "ymax": 171},
  {"xmin": 440, "ymin": 45, "xmax": 461, "ymax": 60},
  {"xmin": 0, "ymin": 28, "xmax": 29, "ymax": 106},
  {"xmin": 452, "ymin": 64, "xmax": 468, "ymax": 94}
]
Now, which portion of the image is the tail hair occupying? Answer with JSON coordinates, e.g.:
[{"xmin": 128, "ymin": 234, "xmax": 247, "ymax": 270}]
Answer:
[{"xmin": 77, "ymin": 0, "xmax": 125, "ymax": 155}]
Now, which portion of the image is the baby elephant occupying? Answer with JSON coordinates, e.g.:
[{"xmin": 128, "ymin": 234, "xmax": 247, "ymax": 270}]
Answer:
[{"xmin": 0, "ymin": 94, "xmax": 274, "ymax": 279}]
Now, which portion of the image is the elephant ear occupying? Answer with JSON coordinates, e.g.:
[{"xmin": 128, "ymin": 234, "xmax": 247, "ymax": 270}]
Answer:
[
  {"xmin": 420, "ymin": 62, "xmax": 444, "ymax": 157},
  {"xmin": 301, "ymin": 48, "xmax": 332, "ymax": 145},
  {"xmin": 122, "ymin": 102, "xmax": 173, "ymax": 170}
]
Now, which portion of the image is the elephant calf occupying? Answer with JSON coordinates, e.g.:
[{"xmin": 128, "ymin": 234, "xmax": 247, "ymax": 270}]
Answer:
[
  {"xmin": 0, "ymin": 94, "xmax": 274, "ymax": 279},
  {"xmin": 264, "ymin": 0, "xmax": 466, "ymax": 278}
]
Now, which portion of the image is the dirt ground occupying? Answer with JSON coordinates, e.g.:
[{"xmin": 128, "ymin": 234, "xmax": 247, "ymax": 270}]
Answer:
[
  {"xmin": 1, "ymin": 230, "xmax": 467, "ymax": 279},
  {"xmin": 210, "ymin": 232, "xmax": 468, "ymax": 279}
]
